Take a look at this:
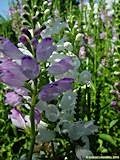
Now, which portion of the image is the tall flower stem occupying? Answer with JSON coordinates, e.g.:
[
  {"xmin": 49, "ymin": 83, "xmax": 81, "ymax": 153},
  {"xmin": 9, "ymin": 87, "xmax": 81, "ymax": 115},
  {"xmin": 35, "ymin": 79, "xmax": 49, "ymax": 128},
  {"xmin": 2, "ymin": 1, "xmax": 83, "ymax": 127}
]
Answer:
[{"xmin": 28, "ymin": 79, "xmax": 37, "ymax": 160}]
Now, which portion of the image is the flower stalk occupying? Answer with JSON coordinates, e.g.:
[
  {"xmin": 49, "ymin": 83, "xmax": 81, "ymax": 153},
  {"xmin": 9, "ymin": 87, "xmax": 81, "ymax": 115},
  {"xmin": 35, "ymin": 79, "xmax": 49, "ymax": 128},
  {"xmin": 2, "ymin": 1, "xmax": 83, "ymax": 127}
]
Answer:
[{"xmin": 28, "ymin": 79, "xmax": 37, "ymax": 160}]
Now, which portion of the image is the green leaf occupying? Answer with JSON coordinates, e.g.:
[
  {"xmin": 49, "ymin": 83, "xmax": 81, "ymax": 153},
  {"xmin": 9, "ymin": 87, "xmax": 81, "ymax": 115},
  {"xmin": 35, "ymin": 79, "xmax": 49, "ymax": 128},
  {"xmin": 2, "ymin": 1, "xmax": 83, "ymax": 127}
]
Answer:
[
  {"xmin": 110, "ymin": 119, "xmax": 118, "ymax": 128},
  {"xmin": 99, "ymin": 134, "xmax": 116, "ymax": 146}
]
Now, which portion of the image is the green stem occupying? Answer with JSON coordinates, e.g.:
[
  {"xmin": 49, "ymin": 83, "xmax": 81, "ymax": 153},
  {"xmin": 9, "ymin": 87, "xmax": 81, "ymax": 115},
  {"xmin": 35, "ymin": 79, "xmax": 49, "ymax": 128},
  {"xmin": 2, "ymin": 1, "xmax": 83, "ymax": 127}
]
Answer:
[{"xmin": 28, "ymin": 80, "xmax": 37, "ymax": 160}]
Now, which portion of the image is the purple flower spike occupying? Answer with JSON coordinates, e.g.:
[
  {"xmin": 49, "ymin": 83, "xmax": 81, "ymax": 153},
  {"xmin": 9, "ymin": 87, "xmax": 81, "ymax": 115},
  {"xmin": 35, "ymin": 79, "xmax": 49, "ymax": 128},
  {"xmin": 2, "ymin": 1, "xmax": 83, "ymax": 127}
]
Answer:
[
  {"xmin": 5, "ymin": 92, "xmax": 22, "ymax": 107},
  {"xmin": 36, "ymin": 37, "xmax": 56, "ymax": 62},
  {"xmin": 39, "ymin": 77, "xmax": 74, "ymax": 101},
  {"xmin": 48, "ymin": 56, "xmax": 74, "ymax": 75},
  {"xmin": 8, "ymin": 108, "xmax": 26, "ymax": 129},
  {"xmin": 21, "ymin": 56, "xmax": 40, "ymax": 79},
  {"xmin": 0, "ymin": 58, "xmax": 28, "ymax": 87},
  {"xmin": 0, "ymin": 36, "xmax": 23, "ymax": 59}
]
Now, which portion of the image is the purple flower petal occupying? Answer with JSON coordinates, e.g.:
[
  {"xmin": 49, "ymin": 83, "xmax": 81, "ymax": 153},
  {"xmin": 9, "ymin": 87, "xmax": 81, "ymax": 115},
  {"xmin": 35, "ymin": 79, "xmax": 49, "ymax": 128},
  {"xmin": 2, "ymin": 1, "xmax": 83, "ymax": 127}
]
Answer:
[
  {"xmin": 39, "ymin": 78, "xmax": 74, "ymax": 101},
  {"xmin": 21, "ymin": 56, "xmax": 40, "ymax": 79},
  {"xmin": 14, "ymin": 87, "xmax": 29, "ymax": 96},
  {"xmin": 8, "ymin": 108, "xmax": 26, "ymax": 129},
  {"xmin": 35, "ymin": 108, "xmax": 41, "ymax": 124},
  {"xmin": 36, "ymin": 37, "xmax": 56, "ymax": 62},
  {"xmin": 0, "ymin": 36, "xmax": 23, "ymax": 59},
  {"xmin": 48, "ymin": 56, "xmax": 74, "ymax": 75},
  {"xmin": 0, "ymin": 58, "xmax": 28, "ymax": 87},
  {"xmin": 5, "ymin": 92, "xmax": 22, "ymax": 107},
  {"xmin": 31, "ymin": 38, "xmax": 38, "ymax": 49}
]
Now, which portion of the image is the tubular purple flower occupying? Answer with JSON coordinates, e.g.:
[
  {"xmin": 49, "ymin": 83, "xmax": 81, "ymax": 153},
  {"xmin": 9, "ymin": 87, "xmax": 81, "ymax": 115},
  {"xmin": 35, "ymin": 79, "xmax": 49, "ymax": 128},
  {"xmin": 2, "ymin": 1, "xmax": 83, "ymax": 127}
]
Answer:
[
  {"xmin": 21, "ymin": 56, "xmax": 40, "ymax": 79},
  {"xmin": 8, "ymin": 108, "xmax": 26, "ymax": 129},
  {"xmin": 8, "ymin": 108, "xmax": 41, "ymax": 129},
  {"xmin": 0, "ymin": 58, "xmax": 28, "ymax": 87},
  {"xmin": 36, "ymin": 37, "xmax": 56, "ymax": 62},
  {"xmin": 0, "ymin": 36, "xmax": 23, "ymax": 59},
  {"xmin": 39, "ymin": 77, "xmax": 74, "ymax": 101},
  {"xmin": 5, "ymin": 92, "xmax": 22, "ymax": 107},
  {"xmin": 48, "ymin": 56, "xmax": 74, "ymax": 75},
  {"xmin": 14, "ymin": 87, "xmax": 28, "ymax": 96}
]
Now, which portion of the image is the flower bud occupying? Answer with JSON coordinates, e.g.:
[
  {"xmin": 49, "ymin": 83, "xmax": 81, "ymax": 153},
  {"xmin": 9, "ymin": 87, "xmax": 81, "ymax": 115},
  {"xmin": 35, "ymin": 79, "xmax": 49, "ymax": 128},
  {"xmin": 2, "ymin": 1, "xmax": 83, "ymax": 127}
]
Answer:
[
  {"xmin": 64, "ymin": 42, "xmax": 73, "ymax": 51},
  {"xmin": 23, "ymin": 4, "xmax": 30, "ymax": 12},
  {"xmin": 33, "ymin": 5, "xmax": 38, "ymax": 13},
  {"xmin": 21, "ymin": 20, "xmax": 30, "ymax": 26},
  {"xmin": 31, "ymin": 38, "xmax": 38, "ymax": 48},
  {"xmin": 32, "ymin": 16, "xmax": 38, "ymax": 23},
  {"xmin": 75, "ymin": 33, "xmax": 82, "ymax": 41},
  {"xmin": 114, "ymin": 59, "xmax": 119, "ymax": 63},
  {"xmin": 19, "ymin": 34, "xmax": 28, "ymax": 45},
  {"xmin": 114, "ymin": 71, "xmax": 120, "ymax": 76},
  {"xmin": 79, "ymin": 46, "xmax": 86, "ymax": 59},
  {"xmin": 33, "ymin": 28, "xmax": 41, "ymax": 37},
  {"xmin": 79, "ymin": 70, "xmax": 92, "ymax": 84},
  {"xmin": 110, "ymin": 90, "xmax": 119, "ymax": 94},
  {"xmin": 22, "ymin": 12, "xmax": 31, "ymax": 22},
  {"xmin": 44, "ymin": 9, "xmax": 50, "ymax": 16},
  {"xmin": 21, "ymin": 27, "xmax": 32, "ymax": 39},
  {"xmin": 43, "ymin": 1, "xmax": 48, "ymax": 7},
  {"xmin": 114, "ymin": 82, "xmax": 120, "ymax": 87},
  {"xmin": 111, "ymin": 101, "xmax": 117, "ymax": 107},
  {"xmin": 100, "ymin": 32, "xmax": 107, "ymax": 39}
]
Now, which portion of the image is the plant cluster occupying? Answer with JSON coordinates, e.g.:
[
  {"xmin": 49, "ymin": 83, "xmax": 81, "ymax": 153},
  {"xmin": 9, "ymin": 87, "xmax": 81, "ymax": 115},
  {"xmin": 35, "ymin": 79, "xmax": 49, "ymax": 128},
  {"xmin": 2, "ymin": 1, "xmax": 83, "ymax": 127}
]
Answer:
[{"xmin": 0, "ymin": 0, "xmax": 120, "ymax": 160}]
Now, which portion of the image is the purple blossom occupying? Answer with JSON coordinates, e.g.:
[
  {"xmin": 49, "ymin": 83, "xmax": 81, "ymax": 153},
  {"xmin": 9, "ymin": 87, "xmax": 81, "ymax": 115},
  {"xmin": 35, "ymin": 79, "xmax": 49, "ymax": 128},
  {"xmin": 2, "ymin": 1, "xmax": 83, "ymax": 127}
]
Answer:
[
  {"xmin": 79, "ymin": 46, "xmax": 86, "ymax": 59},
  {"xmin": 8, "ymin": 7, "xmax": 16, "ymax": 16},
  {"xmin": 48, "ymin": 56, "xmax": 74, "ymax": 75},
  {"xmin": 0, "ymin": 36, "xmax": 23, "ymax": 59},
  {"xmin": 0, "ymin": 58, "xmax": 28, "ymax": 87},
  {"xmin": 114, "ymin": 82, "xmax": 120, "ymax": 87},
  {"xmin": 100, "ymin": 32, "xmax": 106, "ymax": 39},
  {"xmin": 8, "ymin": 108, "xmax": 41, "ymax": 129},
  {"xmin": 5, "ymin": 92, "xmax": 22, "ymax": 107},
  {"xmin": 111, "ymin": 101, "xmax": 117, "ymax": 107},
  {"xmin": 8, "ymin": 108, "xmax": 26, "ymax": 129},
  {"xmin": 39, "ymin": 78, "xmax": 74, "ymax": 101},
  {"xmin": 14, "ymin": 87, "xmax": 28, "ymax": 96},
  {"xmin": 110, "ymin": 90, "xmax": 119, "ymax": 95},
  {"xmin": 21, "ymin": 56, "xmax": 40, "ymax": 79},
  {"xmin": 100, "ymin": 11, "xmax": 106, "ymax": 23},
  {"xmin": 36, "ymin": 37, "xmax": 56, "ymax": 62}
]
